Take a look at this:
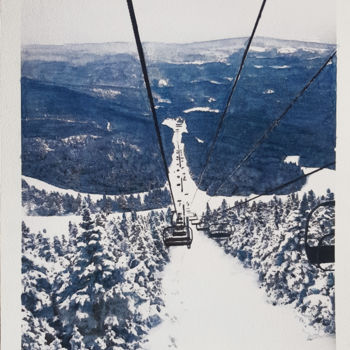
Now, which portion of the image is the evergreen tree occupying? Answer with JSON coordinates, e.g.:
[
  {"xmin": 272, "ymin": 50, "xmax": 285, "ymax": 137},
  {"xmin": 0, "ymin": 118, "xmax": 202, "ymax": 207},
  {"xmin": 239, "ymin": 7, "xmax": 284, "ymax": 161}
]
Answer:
[
  {"xmin": 69, "ymin": 326, "xmax": 87, "ymax": 350},
  {"xmin": 326, "ymin": 188, "xmax": 334, "ymax": 201}
]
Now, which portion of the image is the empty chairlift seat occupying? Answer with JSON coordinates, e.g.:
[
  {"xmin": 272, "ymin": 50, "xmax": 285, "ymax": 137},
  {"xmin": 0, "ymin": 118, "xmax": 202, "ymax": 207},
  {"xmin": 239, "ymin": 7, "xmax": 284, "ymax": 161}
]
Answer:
[
  {"xmin": 163, "ymin": 213, "xmax": 193, "ymax": 249},
  {"xmin": 188, "ymin": 213, "xmax": 200, "ymax": 225},
  {"xmin": 196, "ymin": 222, "xmax": 209, "ymax": 231},
  {"xmin": 208, "ymin": 222, "xmax": 233, "ymax": 239},
  {"xmin": 304, "ymin": 200, "xmax": 335, "ymax": 270}
]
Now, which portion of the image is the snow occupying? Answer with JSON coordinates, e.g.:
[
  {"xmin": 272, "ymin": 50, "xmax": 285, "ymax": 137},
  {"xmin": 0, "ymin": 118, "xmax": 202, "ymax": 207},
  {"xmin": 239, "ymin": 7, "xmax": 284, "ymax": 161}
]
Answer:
[
  {"xmin": 208, "ymin": 97, "xmax": 216, "ymax": 103},
  {"xmin": 183, "ymin": 60, "xmax": 206, "ymax": 65},
  {"xmin": 22, "ymin": 113, "xmax": 336, "ymax": 349},
  {"xmin": 271, "ymin": 65, "xmax": 290, "ymax": 69},
  {"xmin": 22, "ymin": 208, "xmax": 165, "ymax": 238},
  {"xmin": 92, "ymin": 88, "xmax": 121, "ymax": 98},
  {"xmin": 263, "ymin": 89, "xmax": 275, "ymax": 94},
  {"xmin": 22, "ymin": 175, "xmax": 103, "ymax": 200},
  {"xmin": 107, "ymin": 121, "xmax": 112, "ymax": 132},
  {"xmin": 162, "ymin": 116, "xmax": 334, "ymax": 216},
  {"xmin": 61, "ymin": 135, "xmax": 100, "ymax": 144},
  {"xmin": 209, "ymin": 80, "xmax": 221, "ymax": 85},
  {"xmin": 153, "ymin": 93, "xmax": 172, "ymax": 104},
  {"xmin": 158, "ymin": 97, "xmax": 171, "ymax": 104},
  {"xmin": 22, "ymin": 175, "xmax": 151, "ymax": 203},
  {"xmin": 250, "ymin": 46, "xmax": 266, "ymax": 52},
  {"xmin": 23, "ymin": 214, "xmax": 81, "ymax": 238},
  {"xmin": 301, "ymin": 47, "xmax": 328, "ymax": 54},
  {"xmin": 158, "ymin": 79, "xmax": 169, "ymax": 87},
  {"xmin": 145, "ymin": 229, "xmax": 335, "ymax": 350},
  {"xmin": 254, "ymin": 65, "xmax": 263, "ymax": 69},
  {"xmin": 152, "ymin": 117, "xmax": 335, "ymax": 349},
  {"xmin": 278, "ymin": 47, "xmax": 297, "ymax": 54},
  {"xmin": 183, "ymin": 107, "xmax": 220, "ymax": 114},
  {"xmin": 195, "ymin": 137, "xmax": 204, "ymax": 144},
  {"xmin": 300, "ymin": 167, "xmax": 335, "ymax": 197},
  {"xmin": 284, "ymin": 155, "xmax": 300, "ymax": 165}
]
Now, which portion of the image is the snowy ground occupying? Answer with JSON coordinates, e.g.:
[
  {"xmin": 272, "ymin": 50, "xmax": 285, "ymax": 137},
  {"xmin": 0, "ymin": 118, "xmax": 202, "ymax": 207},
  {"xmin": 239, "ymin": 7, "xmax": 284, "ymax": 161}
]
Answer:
[
  {"xmin": 145, "ymin": 229, "xmax": 335, "ymax": 350},
  {"xmin": 23, "ymin": 117, "xmax": 336, "ymax": 349},
  {"xmin": 148, "ymin": 118, "xmax": 336, "ymax": 350},
  {"xmin": 23, "ymin": 213, "xmax": 81, "ymax": 238},
  {"xmin": 23, "ymin": 208, "xmax": 165, "ymax": 239},
  {"xmin": 22, "ymin": 175, "xmax": 152, "ymax": 202},
  {"xmin": 162, "ymin": 118, "xmax": 335, "ymax": 217}
]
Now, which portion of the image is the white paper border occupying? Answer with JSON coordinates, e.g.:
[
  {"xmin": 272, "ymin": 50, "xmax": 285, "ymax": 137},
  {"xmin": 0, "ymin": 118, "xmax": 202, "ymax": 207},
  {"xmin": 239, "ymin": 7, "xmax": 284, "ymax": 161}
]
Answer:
[{"xmin": 1, "ymin": 0, "xmax": 349, "ymax": 349}]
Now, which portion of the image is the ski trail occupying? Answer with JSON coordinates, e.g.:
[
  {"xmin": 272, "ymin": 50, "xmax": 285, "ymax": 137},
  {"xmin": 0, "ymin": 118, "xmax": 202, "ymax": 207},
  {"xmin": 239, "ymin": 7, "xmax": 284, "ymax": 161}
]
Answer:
[
  {"xmin": 145, "ymin": 118, "xmax": 335, "ymax": 350},
  {"xmin": 146, "ymin": 230, "xmax": 334, "ymax": 350}
]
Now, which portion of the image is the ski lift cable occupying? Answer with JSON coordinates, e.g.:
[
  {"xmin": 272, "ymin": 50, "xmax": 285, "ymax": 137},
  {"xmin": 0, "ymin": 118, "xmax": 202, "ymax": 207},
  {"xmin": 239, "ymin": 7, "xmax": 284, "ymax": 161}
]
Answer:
[
  {"xmin": 190, "ymin": 0, "xmax": 267, "ymax": 206},
  {"xmin": 126, "ymin": 0, "xmax": 177, "ymax": 213},
  {"xmin": 212, "ymin": 161, "xmax": 335, "ymax": 219},
  {"xmin": 210, "ymin": 50, "xmax": 337, "ymax": 198}
]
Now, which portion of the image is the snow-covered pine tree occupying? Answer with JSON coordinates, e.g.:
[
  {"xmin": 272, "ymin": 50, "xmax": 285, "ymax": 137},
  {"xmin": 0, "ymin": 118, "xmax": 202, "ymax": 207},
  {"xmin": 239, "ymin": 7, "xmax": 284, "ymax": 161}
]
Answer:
[
  {"xmin": 69, "ymin": 326, "xmax": 87, "ymax": 350},
  {"xmin": 206, "ymin": 191, "xmax": 335, "ymax": 334}
]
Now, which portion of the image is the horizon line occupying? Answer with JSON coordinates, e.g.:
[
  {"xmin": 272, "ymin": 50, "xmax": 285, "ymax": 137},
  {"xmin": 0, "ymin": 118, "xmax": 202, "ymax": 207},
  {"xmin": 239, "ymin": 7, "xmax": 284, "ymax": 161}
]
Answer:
[{"xmin": 22, "ymin": 35, "xmax": 336, "ymax": 48}]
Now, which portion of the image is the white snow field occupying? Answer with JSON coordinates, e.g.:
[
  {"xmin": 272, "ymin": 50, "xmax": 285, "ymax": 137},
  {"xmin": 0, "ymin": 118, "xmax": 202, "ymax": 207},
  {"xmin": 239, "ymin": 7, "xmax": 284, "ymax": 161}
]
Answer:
[
  {"xmin": 23, "ymin": 213, "xmax": 81, "ymax": 238},
  {"xmin": 183, "ymin": 107, "xmax": 220, "ymax": 114},
  {"xmin": 23, "ymin": 209, "xmax": 164, "ymax": 239}
]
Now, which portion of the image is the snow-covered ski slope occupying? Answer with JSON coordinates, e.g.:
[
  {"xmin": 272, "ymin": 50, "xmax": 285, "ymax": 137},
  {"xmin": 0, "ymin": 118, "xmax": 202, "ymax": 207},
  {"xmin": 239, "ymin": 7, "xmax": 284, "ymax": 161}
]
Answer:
[
  {"xmin": 163, "ymin": 118, "xmax": 335, "ymax": 217},
  {"xmin": 22, "ymin": 175, "xmax": 152, "ymax": 202},
  {"xmin": 23, "ymin": 117, "xmax": 335, "ymax": 348},
  {"xmin": 23, "ymin": 208, "xmax": 165, "ymax": 239},
  {"xmin": 145, "ymin": 228, "xmax": 334, "ymax": 350},
  {"xmin": 146, "ymin": 118, "xmax": 335, "ymax": 349}
]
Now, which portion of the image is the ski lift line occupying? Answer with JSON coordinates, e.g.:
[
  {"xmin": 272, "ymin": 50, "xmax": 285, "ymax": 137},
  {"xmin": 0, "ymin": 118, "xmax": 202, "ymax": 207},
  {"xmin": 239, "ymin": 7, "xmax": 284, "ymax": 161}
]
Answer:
[
  {"xmin": 211, "ymin": 51, "xmax": 337, "ymax": 198},
  {"xmin": 126, "ymin": 0, "xmax": 177, "ymax": 213},
  {"xmin": 213, "ymin": 161, "xmax": 335, "ymax": 218},
  {"xmin": 190, "ymin": 0, "xmax": 267, "ymax": 206}
]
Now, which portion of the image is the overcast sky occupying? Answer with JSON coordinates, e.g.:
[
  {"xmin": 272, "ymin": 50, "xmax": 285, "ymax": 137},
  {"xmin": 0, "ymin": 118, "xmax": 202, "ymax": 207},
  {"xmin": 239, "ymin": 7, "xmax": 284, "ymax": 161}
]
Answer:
[{"xmin": 21, "ymin": 0, "xmax": 336, "ymax": 45}]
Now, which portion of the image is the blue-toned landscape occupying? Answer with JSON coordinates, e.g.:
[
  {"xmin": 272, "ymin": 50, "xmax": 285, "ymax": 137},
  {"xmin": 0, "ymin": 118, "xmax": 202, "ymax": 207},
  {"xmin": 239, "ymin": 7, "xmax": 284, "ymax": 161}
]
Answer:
[
  {"xmin": 22, "ymin": 37, "xmax": 336, "ymax": 196},
  {"xmin": 21, "ymin": 37, "xmax": 336, "ymax": 350}
]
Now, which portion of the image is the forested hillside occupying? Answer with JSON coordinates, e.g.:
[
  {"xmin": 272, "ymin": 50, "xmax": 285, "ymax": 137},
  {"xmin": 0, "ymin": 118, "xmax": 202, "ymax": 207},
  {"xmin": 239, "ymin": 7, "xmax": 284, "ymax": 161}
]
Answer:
[
  {"xmin": 22, "ymin": 179, "xmax": 171, "ymax": 216},
  {"xmin": 201, "ymin": 189, "xmax": 335, "ymax": 335},
  {"xmin": 22, "ymin": 38, "xmax": 336, "ymax": 196},
  {"xmin": 22, "ymin": 209, "xmax": 170, "ymax": 349}
]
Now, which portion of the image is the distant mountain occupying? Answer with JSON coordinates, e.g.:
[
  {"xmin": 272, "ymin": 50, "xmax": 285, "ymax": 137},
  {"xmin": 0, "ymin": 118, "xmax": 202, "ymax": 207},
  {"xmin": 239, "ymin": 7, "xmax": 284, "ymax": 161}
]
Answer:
[
  {"xmin": 22, "ymin": 37, "xmax": 334, "ymax": 64},
  {"xmin": 21, "ymin": 77, "xmax": 172, "ymax": 195},
  {"xmin": 22, "ymin": 37, "xmax": 336, "ymax": 195}
]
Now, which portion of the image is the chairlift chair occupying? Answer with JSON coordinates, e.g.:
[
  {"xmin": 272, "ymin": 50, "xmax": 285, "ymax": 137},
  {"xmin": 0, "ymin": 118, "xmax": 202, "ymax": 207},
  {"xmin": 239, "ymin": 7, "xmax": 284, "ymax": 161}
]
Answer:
[
  {"xmin": 208, "ymin": 222, "xmax": 233, "ymax": 239},
  {"xmin": 304, "ymin": 200, "xmax": 335, "ymax": 270},
  {"xmin": 196, "ymin": 222, "xmax": 209, "ymax": 231},
  {"xmin": 188, "ymin": 213, "xmax": 198, "ymax": 222},
  {"xmin": 189, "ymin": 216, "xmax": 200, "ymax": 225},
  {"xmin": 190, "ymin": 216, "xmax": 200, "ymax": 225},
  {"xmin": 163, "ymin": 213, "xmax": 193, "ymax": 249}
]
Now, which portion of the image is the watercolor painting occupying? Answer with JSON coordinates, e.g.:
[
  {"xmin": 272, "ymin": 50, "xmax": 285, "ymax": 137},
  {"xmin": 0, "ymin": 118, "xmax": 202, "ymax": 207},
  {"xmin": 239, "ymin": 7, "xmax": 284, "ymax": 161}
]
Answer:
[{"xmin": 20, "ymin": 0, "xmax": 337, "ymax": 349}]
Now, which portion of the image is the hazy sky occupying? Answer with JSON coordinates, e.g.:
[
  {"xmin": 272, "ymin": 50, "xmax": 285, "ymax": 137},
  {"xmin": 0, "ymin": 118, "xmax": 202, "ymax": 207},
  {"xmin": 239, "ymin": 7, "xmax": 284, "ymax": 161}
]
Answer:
[{"xmin": 22, "ymin": 0, "xmax": 336, "ymax": 45}]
